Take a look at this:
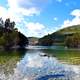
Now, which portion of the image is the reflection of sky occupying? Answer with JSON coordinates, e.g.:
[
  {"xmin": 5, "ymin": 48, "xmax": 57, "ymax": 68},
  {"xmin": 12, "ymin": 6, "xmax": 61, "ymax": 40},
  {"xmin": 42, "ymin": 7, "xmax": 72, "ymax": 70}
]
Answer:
[
  {"xmin": 0, "ymin": 50, "xmax": 80, "ymax": 80},
  {"xmin": 12, "ymin": 50, "xmax": 80, "ymax": 80},
  {"xmin": 26, "ymin": 45, "xmax": 64, "ymax": 50}
]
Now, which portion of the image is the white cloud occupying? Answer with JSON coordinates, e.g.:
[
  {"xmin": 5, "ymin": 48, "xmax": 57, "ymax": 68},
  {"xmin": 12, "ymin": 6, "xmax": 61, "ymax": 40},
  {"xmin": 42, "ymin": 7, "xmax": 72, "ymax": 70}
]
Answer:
[
  {"xmin": 22, "ymin": 22, "xmax": 54, "ymax": 37},
  {"xmin": 61, "ymin": 17, "xmax": 80, "ymax": 28},
  {"xmin": 8, "ymin": 0, "xmax": 40, "ymax": 16},
  {"xmin": 25, "ymin": 22, "xmax": 48, "ymax": 37},
  {"xmin": 71, "ymin": 9, "xmax": 80, "ymax": 17},
  {"xmin": 0, "ymin": 0, "xmax": 40, "ymax": 22},
  {"xmin": 7, "ymin": 0, "xmax": 18, "ymax": 8},
  {"xmin": 0, "ymin": 6, "xmax": 24, "ymax": 23},
  {"xmin": 0, "ymin": 6, "xmax": 7, "ymax": 20},
  {"xmin": 26, "ymin": 22, "xmax": 45, "ymax": 31},
  {"xmin": 61, "ymin": 9, "xmax": 80, "ymax": 28}
]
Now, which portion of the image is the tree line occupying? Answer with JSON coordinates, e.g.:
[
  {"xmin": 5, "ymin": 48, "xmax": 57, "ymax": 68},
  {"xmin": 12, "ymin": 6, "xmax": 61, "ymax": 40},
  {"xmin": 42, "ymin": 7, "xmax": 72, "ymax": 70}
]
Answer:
[{"xmin": 0, "ymin": 18, "xmax": 28, "ymax": 49}]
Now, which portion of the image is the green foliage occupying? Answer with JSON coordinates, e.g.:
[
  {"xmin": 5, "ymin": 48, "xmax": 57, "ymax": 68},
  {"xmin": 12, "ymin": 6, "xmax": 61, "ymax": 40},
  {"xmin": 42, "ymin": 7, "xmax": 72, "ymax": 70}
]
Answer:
[
  {"xmin": 18, "ymin": 32, "xmax": 29, "ymax": 47},
  {"xmin": 65, "ymin": 33, "xmax": 80, "ymax": 48},
  {"xmin": 3, "ymin": 30, "xmax": 18, "ymax": 47},
  {"xmin": 39, "ymin": 34, "xmax": 53, "ymax": 46},
  {"xmin": 38, "ymin": 25, "xmax": 80, "ymax": 47},
  {"xmin": 0, "ymin": 36, "xmax": 6, "ymax": 46},
  {"xmin": 0, "ymin": 18, "xmax": 29, "ymax": 49}
]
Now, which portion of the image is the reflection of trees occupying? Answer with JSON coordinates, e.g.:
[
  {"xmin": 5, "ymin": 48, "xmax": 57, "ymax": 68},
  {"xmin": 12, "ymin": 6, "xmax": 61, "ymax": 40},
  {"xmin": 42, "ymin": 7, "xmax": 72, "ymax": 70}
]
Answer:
[
  {"xmin": 41, "ymin": 49, "xmax": 80, "ymax": 65},
  {"xmin": 0, "ymin": 49, "xmax": 27, "ymax": 75}
]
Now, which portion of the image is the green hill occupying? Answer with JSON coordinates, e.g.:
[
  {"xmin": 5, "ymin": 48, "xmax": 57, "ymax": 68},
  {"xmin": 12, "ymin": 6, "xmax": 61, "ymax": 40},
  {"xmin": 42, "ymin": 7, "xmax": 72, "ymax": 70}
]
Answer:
[
  {"xmin": 57, "ymin": 25, "xmax": 80, "ymax": 34},
  {"xmin": 39, "ymin": 25, "xmax": 80, "ymax": 48}
]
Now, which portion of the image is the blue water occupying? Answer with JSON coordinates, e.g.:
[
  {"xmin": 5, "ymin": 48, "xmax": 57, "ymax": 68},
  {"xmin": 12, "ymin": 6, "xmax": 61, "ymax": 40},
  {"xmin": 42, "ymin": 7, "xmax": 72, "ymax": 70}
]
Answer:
[{"xmin": 0, "ymin": 46, "xmax": 80, "ymax": 80}]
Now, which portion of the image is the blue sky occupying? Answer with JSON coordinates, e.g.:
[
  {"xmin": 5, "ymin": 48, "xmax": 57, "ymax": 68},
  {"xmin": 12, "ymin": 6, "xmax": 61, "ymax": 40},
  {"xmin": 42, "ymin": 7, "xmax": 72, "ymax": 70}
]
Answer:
[{"xmin": 0, "ymin": 0, "xmax": 80, "ymax": 37}]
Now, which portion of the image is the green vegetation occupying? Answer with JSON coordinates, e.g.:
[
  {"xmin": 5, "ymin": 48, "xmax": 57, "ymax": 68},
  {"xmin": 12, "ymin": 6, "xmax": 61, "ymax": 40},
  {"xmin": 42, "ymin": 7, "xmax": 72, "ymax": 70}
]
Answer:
[
  {"xmin": 0, "ymin": 18, "xmax": 28, "ymax": 49},
  {"xmin": 42, "ymin": 49, "xmax": 80, "ymax": 65},
  {"xmin": 39, "ymin": 25, "xmax": 80, "ymax": 48},
  {"xmin": 65, "ymin": 33, "xmax": 80, "ymax": 48},
  {"xmin": 38, "ymin": 34, "xmax": 53, "ymax": 46}
]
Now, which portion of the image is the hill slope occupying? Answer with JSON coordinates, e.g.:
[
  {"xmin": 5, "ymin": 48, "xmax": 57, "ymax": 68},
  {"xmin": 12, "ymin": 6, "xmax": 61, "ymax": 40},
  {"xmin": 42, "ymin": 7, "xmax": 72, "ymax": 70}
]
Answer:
[
  {"xmin": 57, "ymin": 25, "xmax": 80, "ymax": 34},
  {"xmin": 39, "ymin": 25, "xmax": 80, "ymax": 47}
]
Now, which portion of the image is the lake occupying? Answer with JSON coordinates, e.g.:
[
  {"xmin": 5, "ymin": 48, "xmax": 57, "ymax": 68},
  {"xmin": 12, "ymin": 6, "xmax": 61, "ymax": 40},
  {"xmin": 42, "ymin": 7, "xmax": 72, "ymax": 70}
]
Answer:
[{"xmin": 0, "ymin": 46, "xmax": 80, "ymax": 80}]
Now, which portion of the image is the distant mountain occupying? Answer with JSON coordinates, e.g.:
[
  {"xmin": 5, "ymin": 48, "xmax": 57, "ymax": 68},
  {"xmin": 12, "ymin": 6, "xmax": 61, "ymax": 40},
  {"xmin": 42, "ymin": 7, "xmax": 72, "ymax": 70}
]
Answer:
[{"xmin": 28, "ymin": 37, "xmax": 39, "ymax": 45}]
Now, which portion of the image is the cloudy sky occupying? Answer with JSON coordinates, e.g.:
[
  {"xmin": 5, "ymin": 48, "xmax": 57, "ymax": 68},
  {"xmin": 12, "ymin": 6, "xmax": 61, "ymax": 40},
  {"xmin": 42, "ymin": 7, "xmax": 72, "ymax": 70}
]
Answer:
[{"xmin": 0, "ymin": 0, "xmax": 80, "ymax": 37}]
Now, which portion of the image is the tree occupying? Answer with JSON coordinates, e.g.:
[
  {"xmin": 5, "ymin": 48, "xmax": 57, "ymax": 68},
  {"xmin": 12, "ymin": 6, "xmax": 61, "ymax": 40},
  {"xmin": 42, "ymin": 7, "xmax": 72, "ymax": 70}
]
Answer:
[
  {"xmin": 5, "ymin": 18, "xmax": 10, "ymax": 29},
  {"xmin": 65, "ymin": 36, "xmax": 73, "ymax": 48},
  {"xmin": 18, "ymin": 32, "xmax": 29, "ymax": 48},
  {"xmin": 0, "ymin": 18, "xmax": 4, "ymax": 28},
  {"xmin": 10, "ymin": 21, "xmax": 15, "ymax": 30}
]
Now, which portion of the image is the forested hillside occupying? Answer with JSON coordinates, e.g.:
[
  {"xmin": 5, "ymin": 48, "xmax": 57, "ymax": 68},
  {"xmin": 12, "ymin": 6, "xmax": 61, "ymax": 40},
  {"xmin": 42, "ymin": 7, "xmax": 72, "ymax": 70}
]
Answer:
[{"xmin": 39, "ymin": 25, "xmax": 80, "ymax": 48}]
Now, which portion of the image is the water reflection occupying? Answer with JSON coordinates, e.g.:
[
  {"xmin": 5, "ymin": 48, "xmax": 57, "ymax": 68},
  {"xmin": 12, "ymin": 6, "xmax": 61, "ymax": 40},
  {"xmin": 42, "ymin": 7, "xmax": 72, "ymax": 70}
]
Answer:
[
  {"xmin": 42, "ymin": 49, "xmax": 80, "ymax": 65},
  {"xmin": 12, "ymin": 49, "xmax": 80, "ymax": 80},
  {"xmin": 0, "ymin": 49, "xmax": 27, "ymax": 80},
  {"xmin": 0, "ymin": 46, "xmax": 80, "ymax": 80}
]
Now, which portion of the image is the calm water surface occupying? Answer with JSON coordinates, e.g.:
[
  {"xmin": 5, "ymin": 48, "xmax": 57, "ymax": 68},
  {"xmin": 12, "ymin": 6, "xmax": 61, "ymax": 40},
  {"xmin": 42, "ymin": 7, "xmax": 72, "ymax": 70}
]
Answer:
[{"xmin": 0, "ymin": 46, "xmax": 80, "ymax": 80}]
